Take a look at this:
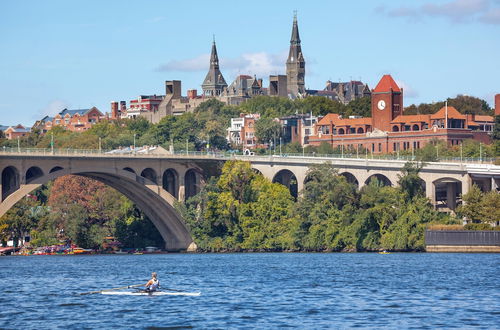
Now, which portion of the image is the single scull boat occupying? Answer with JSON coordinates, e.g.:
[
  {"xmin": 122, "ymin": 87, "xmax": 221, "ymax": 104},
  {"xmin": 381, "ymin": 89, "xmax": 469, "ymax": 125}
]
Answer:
[{"xmin": 101, "ymin": 290, "xmax": 201, "ymax": 296}]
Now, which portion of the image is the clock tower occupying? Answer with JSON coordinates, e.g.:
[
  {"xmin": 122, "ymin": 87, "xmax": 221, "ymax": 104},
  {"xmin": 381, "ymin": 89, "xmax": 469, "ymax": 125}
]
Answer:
[{"xmin": 371, "ymin": 74, "xmax": 403, "ymax": 132}]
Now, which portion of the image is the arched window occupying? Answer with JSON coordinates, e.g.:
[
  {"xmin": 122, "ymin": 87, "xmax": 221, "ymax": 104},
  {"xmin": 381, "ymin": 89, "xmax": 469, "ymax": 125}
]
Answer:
[
  {"xmin": 412, "ymin": 124, "xmax": 420, "ymax": 131},
  {"xmin": 392, "ymin": 126, "xmax": 400, "ymax": 132},
  {"xmin": 357, "ymin": 127, "xmax": 364, "ymax": 134},
  {"xmin": 338, "ymin": 128, "xmax": 345, "ymax": 135}
]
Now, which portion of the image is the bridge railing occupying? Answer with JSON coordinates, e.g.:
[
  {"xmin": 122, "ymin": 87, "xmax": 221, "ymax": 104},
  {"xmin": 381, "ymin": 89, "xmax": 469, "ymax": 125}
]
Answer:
[{"xmin": 0, "ymin": 147, "xmax": 496, "ymax": 164}]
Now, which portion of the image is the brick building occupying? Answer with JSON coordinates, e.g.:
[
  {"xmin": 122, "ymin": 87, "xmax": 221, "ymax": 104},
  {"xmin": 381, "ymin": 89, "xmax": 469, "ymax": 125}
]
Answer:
[
  {"xmin": 227, "ymin": 114, "xmax": 260, "ymax": 149},
  {"xmin": 119, "ymin": 95, "xmax": 164, "ymax": 119},
  {"xmin": 308, "ymin": 75, "xmax": 495, "ymax": 153},
  {"xmin": 3, "ymin": 124, "xmax": 30, "ymax": 140},
  {"xmin": 33, "ymin": 107, "xmax": 104, "ymax": 133}
]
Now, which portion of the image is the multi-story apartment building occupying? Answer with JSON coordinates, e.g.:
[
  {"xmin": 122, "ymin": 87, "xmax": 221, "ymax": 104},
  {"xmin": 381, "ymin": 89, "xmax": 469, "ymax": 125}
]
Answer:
[
  {"xmin": 33, "ymin": 107, "xmax": 104, "ymax": 133},
  {"xmin": 227, "ymin": 114, "xmax": 260, "ymax": 149},
  {"xmin": 3, "ymin": 124, "xmax": 30, "ymax": 140}
]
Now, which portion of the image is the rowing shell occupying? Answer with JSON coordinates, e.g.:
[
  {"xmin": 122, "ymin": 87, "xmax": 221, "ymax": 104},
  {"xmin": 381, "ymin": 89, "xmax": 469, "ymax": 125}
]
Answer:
[{"xmin": 101, "ymin": 291, "xmax": 201, "ymax": 296}]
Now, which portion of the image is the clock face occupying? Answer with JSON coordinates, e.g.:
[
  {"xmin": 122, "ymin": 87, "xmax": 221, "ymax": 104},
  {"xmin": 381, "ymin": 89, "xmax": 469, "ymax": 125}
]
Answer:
[{"xmin": 377, "ymin": 100, "xmax": 386, "ymax": 110}]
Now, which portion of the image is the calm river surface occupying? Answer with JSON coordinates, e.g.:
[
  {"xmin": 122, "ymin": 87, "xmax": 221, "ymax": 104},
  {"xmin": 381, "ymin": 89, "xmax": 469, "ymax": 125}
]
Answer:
[{"xmin": 1, "ymin": 253, "xmax": 499, "ymax": 329}]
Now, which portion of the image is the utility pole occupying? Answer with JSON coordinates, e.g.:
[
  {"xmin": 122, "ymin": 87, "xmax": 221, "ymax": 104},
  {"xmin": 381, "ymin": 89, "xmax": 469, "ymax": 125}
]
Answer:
[
  {"xmin": 460, "ymin": 142, "xmax": 463, "ymax": 164},
  {"xmin": 51, "ymin": 132, "xmax": 54, "ymax": 154},
  {"xmin": 480, "ymin": 142, "xmax": 483, "ymax": 163},
  {"xmin": 133, "ymin": 133, "xmax": 136, "ymax": 150},
  {"xmin": 279, "ymin": 137, "xmax": 282, "ymax": 156},
  {"xmin": 99, "ymin": 137, "xmax": 102, "ymax": 153}
]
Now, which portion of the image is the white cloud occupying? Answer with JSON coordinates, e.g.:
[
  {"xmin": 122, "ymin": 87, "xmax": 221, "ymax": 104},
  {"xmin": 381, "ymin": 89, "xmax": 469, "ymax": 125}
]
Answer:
[
  {"xmin": 155, "ymin": 54, "xmax": 209, "ymax": 72},
  {"xmin": 383, "ymin": 0, "xmax": 500, "ymax": 24},
  {"xmin": 36, "ymin": 99, "xmax": 69, "ymax": 118},
  {"xmin": 155, "ymin": 51, "xmax": 287, "ymax": 78},
  {"xmin": 479, "ymin": 7, "xmax": 500, "ymax": 23},
  {"xmin": 396, "ymin": 80, "xmax": 419, "ymax": 98}
]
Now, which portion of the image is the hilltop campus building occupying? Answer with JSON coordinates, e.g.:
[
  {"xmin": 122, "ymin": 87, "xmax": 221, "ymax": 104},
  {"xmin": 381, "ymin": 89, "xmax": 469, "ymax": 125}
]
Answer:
[{"xmin": 6, "ymin": 15, "xmax": 495, "ymax": 154}]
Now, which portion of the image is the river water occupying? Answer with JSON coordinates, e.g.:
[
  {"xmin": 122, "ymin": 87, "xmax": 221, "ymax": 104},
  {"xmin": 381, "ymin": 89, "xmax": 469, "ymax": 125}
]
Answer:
[{"xmin": 1, "ymin": 253, "xmax": 499, "ymax": 329}]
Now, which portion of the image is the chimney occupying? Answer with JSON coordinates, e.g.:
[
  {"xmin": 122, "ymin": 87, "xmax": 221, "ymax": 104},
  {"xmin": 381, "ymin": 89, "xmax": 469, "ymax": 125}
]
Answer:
[
  {"xmin": 111, "ymin": 101, "xmax": 119, "ymax": 119},
  {"xmin": 495, "ymin": 94, "xmax": 500, "ymax": 116},
  {"xmin": 120, "ymin": 101, "xmax": 126, "ymax": 113},
  {"xmin": 187, "ymin": 89, "xmax": 198, "ymax": 99},
  {"xmin": 166, "ymin": 80, "xmax": 182, "ymax": 99}
]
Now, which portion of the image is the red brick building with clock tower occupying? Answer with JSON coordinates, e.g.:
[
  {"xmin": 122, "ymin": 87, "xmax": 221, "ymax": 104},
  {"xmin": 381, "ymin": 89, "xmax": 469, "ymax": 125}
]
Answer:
[{"xmin": 371, "ymin": 74, "xmax": 403, "ymax": 132}]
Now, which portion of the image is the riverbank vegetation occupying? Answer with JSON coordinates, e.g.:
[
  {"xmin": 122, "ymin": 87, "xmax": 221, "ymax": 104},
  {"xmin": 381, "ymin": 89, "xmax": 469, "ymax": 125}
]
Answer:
[{"xmin": 177, "ymin": 161, "xmax": 458, "ymax": 252}]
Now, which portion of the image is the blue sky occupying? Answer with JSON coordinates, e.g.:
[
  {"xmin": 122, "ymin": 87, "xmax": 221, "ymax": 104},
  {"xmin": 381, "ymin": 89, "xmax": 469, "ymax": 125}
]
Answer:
[{"xmin": 1, "ymin": 0, "xmax": 499, "ymax": 126}]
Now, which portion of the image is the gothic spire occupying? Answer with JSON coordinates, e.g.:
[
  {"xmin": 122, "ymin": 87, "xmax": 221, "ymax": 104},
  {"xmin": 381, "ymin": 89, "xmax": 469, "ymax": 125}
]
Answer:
[
  {"xmin": 210, "ymin": 37, "xmax": 219, "ymax": 68},
  {"xmin": 290, "ymin": 12, "xmax": 301, "ymax": 45},
  {"xmin": 202, "ymin": 38, "xmax": 227, "ymax": 96}
]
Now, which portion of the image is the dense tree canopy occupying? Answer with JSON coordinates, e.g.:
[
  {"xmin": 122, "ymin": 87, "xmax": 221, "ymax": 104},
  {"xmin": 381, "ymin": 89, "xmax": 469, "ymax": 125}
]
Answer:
[{"xmin": 404, "ymin": 95, "xmax": 492, "ymax": 116}]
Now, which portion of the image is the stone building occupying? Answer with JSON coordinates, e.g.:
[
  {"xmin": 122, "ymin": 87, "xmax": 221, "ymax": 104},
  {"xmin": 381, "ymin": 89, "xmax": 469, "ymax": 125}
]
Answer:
[
  {"xmin": 202, "ymin": 40, "xmax": 228, "ymax": 97},
  {"xmin": 286, "ymin": 14, "xmax": 305, "ymax": 98}
]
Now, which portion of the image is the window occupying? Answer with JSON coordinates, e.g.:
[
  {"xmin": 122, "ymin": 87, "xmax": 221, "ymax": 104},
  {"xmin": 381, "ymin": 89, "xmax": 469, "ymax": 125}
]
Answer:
[{"xmin": 378, "ymin": 143, "xmax": 382, "ymax": 152}]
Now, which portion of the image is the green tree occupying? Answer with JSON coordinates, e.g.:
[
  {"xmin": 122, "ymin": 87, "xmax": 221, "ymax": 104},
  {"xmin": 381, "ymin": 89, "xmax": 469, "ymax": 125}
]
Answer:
[
  {"xmin": 398, "ymin": 161, "xmax": 425, "ymax": 200},
  {"xmin": 255, "ymin": 118, "xmax": 281, "ymax": 144}
]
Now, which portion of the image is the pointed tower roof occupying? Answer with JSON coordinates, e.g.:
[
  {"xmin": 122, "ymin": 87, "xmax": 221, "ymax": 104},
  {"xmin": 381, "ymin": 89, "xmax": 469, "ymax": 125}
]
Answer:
[
  {"xmin": 290, "ymin": 13, "xmax": 301, "ymax": 45},
  {"xmin": 287, "ymin": 13, "xmax": 303, "ymax": 63},
  {"xmin": 202, "ymin": 39, "xmax": 227, "ymax": 94},
  {"xmin": 373, "ymin": 75, "xmax": 401, "ymax": 93}
]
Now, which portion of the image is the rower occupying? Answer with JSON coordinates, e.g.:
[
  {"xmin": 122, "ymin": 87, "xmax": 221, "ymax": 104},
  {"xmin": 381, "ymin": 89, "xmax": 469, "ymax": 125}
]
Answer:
[{"xmin": 145, "ymin": 272, "xmax": 160, "ymax": 292}]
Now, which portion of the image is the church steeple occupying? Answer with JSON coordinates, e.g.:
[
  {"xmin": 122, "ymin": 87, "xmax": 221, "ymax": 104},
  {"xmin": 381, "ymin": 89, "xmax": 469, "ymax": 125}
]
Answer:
[
  {"xmin": 286, "ymin": 12, "xmax": 305, "ymax": 97},
  {"xmin": 202, "ymin": 38, "xmax": 227, "ymax": 97}
]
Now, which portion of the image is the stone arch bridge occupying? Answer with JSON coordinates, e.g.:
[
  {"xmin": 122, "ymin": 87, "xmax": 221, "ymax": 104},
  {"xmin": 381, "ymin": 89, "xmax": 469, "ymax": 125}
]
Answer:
[{"xmin": 1, "ymin": 151, "xmax": 499, "ymax": 251}]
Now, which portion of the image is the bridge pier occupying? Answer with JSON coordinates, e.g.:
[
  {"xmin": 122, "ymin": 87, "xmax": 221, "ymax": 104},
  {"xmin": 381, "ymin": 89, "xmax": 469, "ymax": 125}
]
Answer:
[{"xmin": 425, "ymin": 180, "xmax": 436, "ymax": 207}]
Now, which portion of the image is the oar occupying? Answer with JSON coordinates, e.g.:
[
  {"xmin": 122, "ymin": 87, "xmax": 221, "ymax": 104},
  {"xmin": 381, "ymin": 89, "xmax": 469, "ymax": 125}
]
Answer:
[{"xmin": 79, "ymin": 283, "xmax": 144, "ymax": 295}]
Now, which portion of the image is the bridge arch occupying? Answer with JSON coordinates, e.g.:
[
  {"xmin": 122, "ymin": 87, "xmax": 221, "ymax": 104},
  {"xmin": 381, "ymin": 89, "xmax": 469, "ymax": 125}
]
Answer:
[
  {"xmin": 141, "ymin": 168, "xmax": 157, "ymax": 184},
  {"xmin": 273, "ymin": 169, "xmax": 298, "ymax": 199},
  {"xmin": 185, "ymin": 168, "xmax": 203, "ymax": 200},
  {"xmin": 432, "ymin": 177, "xmax": 462, "ymax": 210},
  {"xmin": 123, "ymin": 167, "xmax": 135, "ymax": 174},
  {"xmin": 2, "ymin": 166, "xmax": 20, "ymax": 201},
  {"xmin": 26, "ymin": 166, "xmax": 44, "ymax": 184},
  {"xmin": 0, "ymin": 165, "xmax": 194, "ymax": 251},
  {"xmin": 163, "ymin": 168, "xmax": 178, "ymax": 199},
  {"xmin": 365, "ymin": 174, "xmax": 392, "ymax": 187},
  {"xmin": 49, "ymin": 166, "xmax": 63, "ymax": 173},
  {"xmin": 340, "ymin": 172, "xmax": 359, "ymax": 188}
]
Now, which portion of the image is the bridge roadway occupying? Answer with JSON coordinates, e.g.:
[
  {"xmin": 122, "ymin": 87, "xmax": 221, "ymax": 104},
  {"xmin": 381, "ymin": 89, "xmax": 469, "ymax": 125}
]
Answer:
[{"xmin": 1, "ymin": 150, "xmax": 499, "ymax": 251}]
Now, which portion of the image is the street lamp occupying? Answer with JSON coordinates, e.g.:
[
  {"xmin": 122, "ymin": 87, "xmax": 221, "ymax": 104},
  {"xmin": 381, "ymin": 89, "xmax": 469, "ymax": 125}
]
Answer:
[
  {"xmin": 51, "ymin": 132, "xmax": 54, "ymax": 154},
  {"xmin": 279, "ymin": 137, "xmax": 282, "ymax": 156},
  {"xmin": 133, "ymin": 133, "xmax": 136, "ymax": 150},
  {"xmin": 99, "ymin": 137, "xmax": 102, "ymax": 153}
]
